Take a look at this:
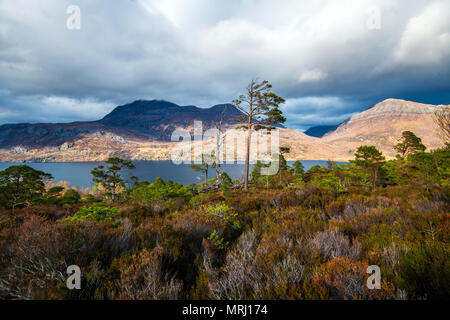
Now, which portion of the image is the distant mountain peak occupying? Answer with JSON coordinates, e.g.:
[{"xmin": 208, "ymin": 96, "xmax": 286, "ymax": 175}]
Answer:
[
  {"xmin": 322, "ymin": 98, "xmax": 446, "ymax": 158},
  {"xmin": 0, "ymin": 99, "xmax": 247, "ymax": 149},
  {"xmin": 102, "ymin": 100, "xmax": 180, "ymax": 120},
  {"xmin": 373, "ymin": 98, "xmax": 446, "ymax": 110},
  {"xmin": 361, "ymin": 99, "xmax": 442, "ymax": 120}
]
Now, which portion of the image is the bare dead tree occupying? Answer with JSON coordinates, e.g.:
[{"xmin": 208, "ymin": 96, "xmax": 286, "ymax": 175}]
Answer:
[
  {"xmin": 434, "ymin": 105, "xmax": 450, "ymax": 144},
  {"xmin": 212, "ymin": 105, "xmax": 228, "ymax": 180}
]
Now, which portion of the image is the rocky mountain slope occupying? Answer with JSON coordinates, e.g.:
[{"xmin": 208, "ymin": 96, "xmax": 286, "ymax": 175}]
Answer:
[
  {"xmin": 99, "ymin": 100, "xmax": 243, "ymax": 141},
  {"xmin": 322, "ymin": 99, "xmax": 447, "ymax": 158},
  {"xmin": 0, "ymin": 100, "xmax": 242, "ymax": 149},
  {"xmin": 0, "ymin": 98, "xmax": 447, "ymax": 162}
]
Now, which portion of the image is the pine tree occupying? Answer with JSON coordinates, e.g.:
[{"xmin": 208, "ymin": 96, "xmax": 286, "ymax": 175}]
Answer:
[
  {"xmin": 233, "ymin": 80, "xmax": 286, "ymax": 190},
  {"xmin": 351, "ymin": 145, "xmax": 385, "ymax": 189},
  {"xmin": 91, "ymin": 157, "xmax": 136, "ymax": 202},
  {"xmin": 394, "ymin": 131, "xmax": 426, "ymax": 158}
]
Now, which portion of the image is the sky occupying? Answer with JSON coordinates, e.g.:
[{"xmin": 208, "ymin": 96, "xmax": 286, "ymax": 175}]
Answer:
[{"xmin": 0, "ymin": 0, "xmax": 449, "ymax": 131}]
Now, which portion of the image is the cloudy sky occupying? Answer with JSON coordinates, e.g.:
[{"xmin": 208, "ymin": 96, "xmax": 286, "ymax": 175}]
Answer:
[{"xmin": 0, "ymin": 0, "xmax": 449, "ymax": 130}]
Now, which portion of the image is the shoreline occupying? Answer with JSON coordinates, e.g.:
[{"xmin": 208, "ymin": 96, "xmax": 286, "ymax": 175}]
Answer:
[{"xmin": 0, "ymin": 160, "xmax": 348, "ymax": 189}]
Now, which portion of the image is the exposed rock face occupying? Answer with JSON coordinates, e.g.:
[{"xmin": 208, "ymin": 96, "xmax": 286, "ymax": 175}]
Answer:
[
  {"xmin": 12, "ymin": 146, "xmax": 29, "ymax": 154},
  {"xmin": 322, "ymin": 99, "xmax": 447, "ymax": 158},
  {"xmin": 60, "ymin": 142, "xmax": 74, "ymax": 151}
]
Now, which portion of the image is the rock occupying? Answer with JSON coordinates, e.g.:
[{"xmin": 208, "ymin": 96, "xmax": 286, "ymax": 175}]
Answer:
[
  {"xmin": 60, "ymin": 142, "xmax": 74, "ymax": 151},
  {"xmin": 12, "ymin": 146, "xmax": 28, "ymax": 154},
  {"xmin": 105, "ymin": 132, "xmax": 127, "ymax": 144}
]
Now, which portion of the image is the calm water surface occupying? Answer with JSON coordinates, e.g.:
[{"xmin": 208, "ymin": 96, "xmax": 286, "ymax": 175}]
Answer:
[{"xmin": 0, "ymin": 160, "xmax": 344, "ymax": 189}]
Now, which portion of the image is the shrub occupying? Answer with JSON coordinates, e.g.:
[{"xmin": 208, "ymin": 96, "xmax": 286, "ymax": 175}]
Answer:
[
  {"xmin": 208, "ymin": 230, "xmax": 259, "ymax": 299},
  {"xmin": 313, "ymin": 257, "xmax": 367, "ymax": 299},
  {"xmin": 219, "ymin": 172, "xmax": 232, "ymax": 193},
  {"xmin": 205, "ymin": 202, "xmax": 240, "ymax": 229},
  {"xmin": 313, "ymin": 257, "xmax": 395, "ymax": 300},
  {"xmin": 396, "ymin": 241, "xmax": 450, "ymax": 300},
  {"xmin": 0, "ymin": 215, "xmax": 66, "ymax": 299},
  {"xmin": 62, "ymin": 204, "xmax": 121, "ymax": 223},
  {"xmin": 308, "ymin": 229, "xmax": 361, "ymax": 261},
  {"xmin": 209, "ymin": 230, "xmax": 312, "ymax": 299},
  {"xmin": 312, "ymin": 173, "xmax": 345, "ymax": 198},
  {"xmin": 61, "ymin": 189, "xmax": 81, "ymax": 205},
  {"xmin": 117, "ymin": 247, "xmax": 182, "ymax": 300},
  {"xmin": 130, "ymin": 178, "xmax": 192, "ymax": 208}
]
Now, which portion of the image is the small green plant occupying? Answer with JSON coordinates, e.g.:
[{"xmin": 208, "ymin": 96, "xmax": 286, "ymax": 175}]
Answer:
[
  {"xmin": 207, "ymin": 230, "xmax": 230, "ymax": 250},
  {"xmin": 205, "ymin": 202, "xmax": 240, "ymax": 229},
  {"xmin": 0, "ymin": 216, "xmax": 16, "ymax": 229},
  {"xmin": 292, "ymin": 177, "xmax": 305, "ymax": 185},
  {"xmin": 219, "ymin": 172, "xmax": 232, "ymax": 195},
  {"xmin": 62, "ymin": 203, "xmax": 121, "ymax": 223}
]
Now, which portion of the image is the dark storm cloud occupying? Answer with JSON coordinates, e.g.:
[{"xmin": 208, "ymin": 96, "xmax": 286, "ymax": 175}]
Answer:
[{"xmin": 0, "ymin": 0, "xmax": 449, "ymax": 130}]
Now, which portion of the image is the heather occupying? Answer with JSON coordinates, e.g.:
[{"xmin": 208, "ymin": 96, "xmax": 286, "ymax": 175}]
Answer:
[{"xmin": 0, "ymin": 143, "xmax": 448, "ymax": 300}]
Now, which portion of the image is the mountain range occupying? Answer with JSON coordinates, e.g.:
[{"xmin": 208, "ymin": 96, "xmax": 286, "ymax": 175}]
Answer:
[
  {"xmin": 0, "ymin": 100, "xmax": 242, "ymax": 148},
  {"xmin": 0, "ymin": 98, "xmax": 447, "ymax": 162}
]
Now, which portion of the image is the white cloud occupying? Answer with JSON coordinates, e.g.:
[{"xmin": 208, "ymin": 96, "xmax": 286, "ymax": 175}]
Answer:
[
  {"xmin": 298, "ymin": 69, "xmax": 328, "ymax": 83},
  {"xmin": 40, "ymin": 96, "xmax": 115, "ymax": 120},
  {"xmin": 395, "ymin": 0, "xmax": 450, "ymax": 65},
  {"xmin": 0, "ymin": 90, "xmax": 115, "ymax": 124}
]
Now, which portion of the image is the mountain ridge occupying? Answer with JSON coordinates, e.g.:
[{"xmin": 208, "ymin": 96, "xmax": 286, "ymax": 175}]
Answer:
[
  {"xmin": 0, "ymin": 98, "xmax": 447, "ymax": 162},
  {"xmin": 0, "ymin": 100, "xmax": 243, "ymax": 148},
  {"xmin": 322, "ymin": 98, "xmax": 447, "ymax": 158}
]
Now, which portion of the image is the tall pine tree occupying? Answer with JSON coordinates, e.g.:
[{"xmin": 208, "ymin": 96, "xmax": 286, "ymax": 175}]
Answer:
[{"xmin": 233, "ymin": 80, "xmax": 286, "ymax": 190}]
